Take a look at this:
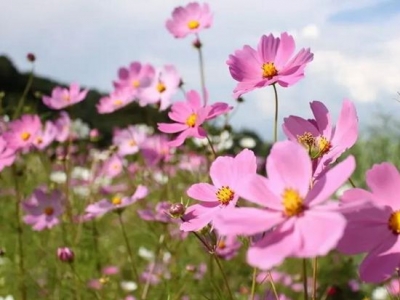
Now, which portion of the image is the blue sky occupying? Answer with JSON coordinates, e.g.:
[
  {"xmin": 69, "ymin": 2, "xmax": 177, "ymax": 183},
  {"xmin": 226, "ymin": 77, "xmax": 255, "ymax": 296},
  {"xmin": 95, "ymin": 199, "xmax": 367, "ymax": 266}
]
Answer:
[{"xmin": 1, "ymin": 0, "xmax": 400, "ymax": 141}]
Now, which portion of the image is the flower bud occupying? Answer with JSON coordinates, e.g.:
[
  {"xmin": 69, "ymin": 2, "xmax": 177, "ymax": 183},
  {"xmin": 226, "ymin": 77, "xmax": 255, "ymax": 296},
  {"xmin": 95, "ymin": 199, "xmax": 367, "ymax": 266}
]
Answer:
[
  {"xmin": 169, "ymin": 203, "xmax": 185, "ymax": 218},
  {"xmin": 27, "ymin": 53, "xmax": 36, "ymax": 62},
  {"xmin": 57, "ymin": 247, "xmax": 74, "ymax": 263}
]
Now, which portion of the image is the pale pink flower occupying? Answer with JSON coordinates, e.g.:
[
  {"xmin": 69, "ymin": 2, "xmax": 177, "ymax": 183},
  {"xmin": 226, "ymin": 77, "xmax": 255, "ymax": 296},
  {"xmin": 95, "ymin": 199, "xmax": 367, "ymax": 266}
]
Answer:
[
  {"xmin": 0, "ymin": 137, "xmax": 16, "ymax": 171},
  {"xmin": 22, "ymin": 188, "xmax": 64, "ymax": 231},
  {"xmin": 158, "ymin": 90, "xmax": 231, "ymax": 147},
  {"xmin": 227, "ymin": 32, "xmax": 313, "ymax": 98},
  {"xmin": 42, "ymin": 82, "xmax": 88, "ymax": 109},
  {"xmin": 84, "ymin": 185, "xmax": 148, "ymax": 218},
  {"xmin": 99, "ymin": 154, "xmax": 124, "ymax": 178},
  {"xmin": 113, "ymin": 62, "xmax": 155, "ymax": 96},
  {"xmin": 214, "ymin": 141, "xmax": 355, "ymax": 270},
  {"xmin": 53, "ymin": 111, "xmax": 71, "ymax": 143},
  {"xmin": 337, "ymin": 162, "xmax": 400, "ymax": 283},
  {"xmin": 166, "ymin": 2, "xmax": 213, "ymax": 38},
  {"xmin": 139, "ymin": 65, "xmax": 180, "ymax": 110},
  {"xmin": 140, "ymin": 134, "xmax": 173, "ymax": 166},
  {"xmin": 283, "ymin": 100, "xmax": 358, "ymax": 177},
  {"xmin": 33, "ymin": 121, "xmax": 57, "ymax": 150},
  {"xmin": 3, "ymin": 114, "xmax": 41, "ymax": 151},
  {"xmin": 113, "ymin": 125, "xmax": 147, "ymax": 156},
  {"xmin": 97, "ymin": 88, "xmax": 134, "ymax": 114},
  {"xmin": 181, "ymin": 149, "xmax": 257, "ymax": 231}
]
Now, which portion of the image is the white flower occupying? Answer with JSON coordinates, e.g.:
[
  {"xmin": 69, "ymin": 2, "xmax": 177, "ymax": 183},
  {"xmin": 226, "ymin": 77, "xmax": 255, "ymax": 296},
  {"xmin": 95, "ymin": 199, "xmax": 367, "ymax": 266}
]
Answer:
[
  {"xmin": 73, "ymin": 186, "xmax": 90, "ymax": 197},
  {"xmin": 138, "ymin": 247, "xmax": 154, "ymax": 260},
  {"xmin": 70, "ymin": 119, "xmax": 90, "ymax": 139},
  {"xmin": 239, "ymin": 137, "xmax": 256, "ymax": 148},
  {"xmin": 372, "ymin": 286, "xmax": 389, "ymax": 300},
  {"xmin": 50, "ymin": 171, "xmax": 67, "ymax": 184},
  {"xmin": 71, "ymin": 166, "xmax": 91, "ymax": 181},
  {"xmin": 0, "ymin": 295, "xmax": 14, "ymax": 300},
  {"xmin": 120, "ymin": 281, "xmax": 137, "ymax": 291}
]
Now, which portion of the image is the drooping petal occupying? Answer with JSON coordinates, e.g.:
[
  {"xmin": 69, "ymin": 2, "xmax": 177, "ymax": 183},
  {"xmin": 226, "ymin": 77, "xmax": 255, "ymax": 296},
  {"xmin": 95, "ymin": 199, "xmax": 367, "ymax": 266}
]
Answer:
[
  {"xmin": 187, "ymin": 183, "xmax": 218, "ymax": 202},
  {"xmin": 180, "ymin": 203, "xmax": 219, "ymax": 232}
]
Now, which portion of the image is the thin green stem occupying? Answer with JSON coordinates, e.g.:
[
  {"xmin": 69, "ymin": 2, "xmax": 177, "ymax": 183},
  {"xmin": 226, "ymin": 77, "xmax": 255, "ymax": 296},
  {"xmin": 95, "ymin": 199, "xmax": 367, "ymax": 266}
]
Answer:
[
  {"xmin": 12, "ymin": 165, "xmax": 27, "ymax": 300},
  {"xmin": 206, "ymin": 135, "xmax": 217, "ymax": 159},
  {"xmin": 312, "ymin": 257, "xmax": 318, "ymax": 300},
  {"xmin": 302, "ymin": 258, "xmax": 309, "ymax": 300},
  {"xmin": 13, "ymin": 66, "xmax": 35, "ymax": 119},
  {"xmin": 196, "ymin": 34, "xmax": 207, "ymax": 106},
  {"xmin": 213, "ymin": 253, "xmax": 233, "ymax": 300},
  {"xmin": 250, "ymin": 267, "xmax": 257, "ymax": 300},
  {"xmin": 272, "ymin": 84, "xmax": 279, "ymax": 143},
  {"xmin": 348, "ymin": 177, "xmax": 356, "ymax": 188},
  {"xmin": 117, "ymin": 212, "xmax": 140, "ymax": 285},
  {"xmin": 267, "ymin": 271, "xmax": 279, "ymax": 300}
]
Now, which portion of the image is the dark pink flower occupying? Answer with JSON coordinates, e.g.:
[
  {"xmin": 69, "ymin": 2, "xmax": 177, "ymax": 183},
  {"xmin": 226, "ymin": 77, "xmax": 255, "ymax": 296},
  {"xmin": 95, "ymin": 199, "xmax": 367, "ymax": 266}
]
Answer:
[
  {"xmin": 227, "ymin": 32, "xmax": 313, "ymax": 98},
  {"xmin": 166, "ymin": 2, "xmax": 213, "ymax": 38},
  {"xmin": 57, "ymin": 247, "xmax": 74, "ymax": 263},
  {"xmin": 158, "ymin": 90, "xmax": 231, "ymax": 147},
  {"xmin": 42, "ymin": 83, "xmax": 88, "ymax": 109}
]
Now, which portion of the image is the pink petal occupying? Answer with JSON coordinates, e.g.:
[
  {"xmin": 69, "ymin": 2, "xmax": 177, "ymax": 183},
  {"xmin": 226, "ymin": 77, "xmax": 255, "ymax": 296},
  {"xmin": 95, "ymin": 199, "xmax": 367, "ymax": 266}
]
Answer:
[
  {"xmin": 210, "ymin": 156, "xmax": 235, "ymax": 187},
  {"xmin": 187, "ymin": 183, "xmax": 218, "ymax": 202},
  {"xmin": 310, "ymin": 101, "xmax": 332, "ymax": 139},
  {"xmin": 258, "ymin": 34, "xmax": 279, "ymax": 63},
  {"xmin": 274, "ymin": 32, "xmax": 295, "ymax": 69},
  {"xmin": 180, "ymin": 203, "xmax": 219, "ymax": 232},
  {"xmin": 282, "ymin": 116, "xmax": 319, "ymax": 142},
  {"xmin": 158, "ymin": 123, "xmax": 187, "ymax": 134},
  {"xmin": 186, "ymin": 90, "xmax": 202, "ymax": 109}
]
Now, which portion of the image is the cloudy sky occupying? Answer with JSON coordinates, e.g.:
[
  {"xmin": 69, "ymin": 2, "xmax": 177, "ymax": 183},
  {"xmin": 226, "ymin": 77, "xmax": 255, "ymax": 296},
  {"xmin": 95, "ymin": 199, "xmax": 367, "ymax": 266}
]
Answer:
[{"xmin": 2, "ymin": 0, "xmax": 400, "ymax": 141}]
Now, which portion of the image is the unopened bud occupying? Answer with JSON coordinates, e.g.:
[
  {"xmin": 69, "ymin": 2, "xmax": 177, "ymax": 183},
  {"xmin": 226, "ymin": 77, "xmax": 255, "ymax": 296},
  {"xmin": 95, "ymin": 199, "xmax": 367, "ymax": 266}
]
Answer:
[
  {"xmin": 57, "ymin": 247, "xmax": 74, "ymax": 263},
  {"xmin": 169, "ymin": 203, "xmax": 185, "ymax": 218},
  {"xmin": 27, "ymin": 53, "xmax": 36, "ymax": 62},
  {"xmin": 192, "ymin": 38, "xmax": 202, "ymax": 49}
]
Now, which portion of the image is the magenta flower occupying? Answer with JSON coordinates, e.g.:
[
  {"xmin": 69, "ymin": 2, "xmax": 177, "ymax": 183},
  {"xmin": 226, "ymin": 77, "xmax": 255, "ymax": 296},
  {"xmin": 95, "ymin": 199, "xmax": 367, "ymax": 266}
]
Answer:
[
  {"xmin": 53, "ymin": 111, "xmax": 71, "ymax": 143},
  {"xmin": 113, "ymin": 125, "xmax": 147, "ymax": 157},
  {"xmin": 42, "ymin": 83, "xmax": 88, "ymax": 109},
  {"xmin": 158, "ymin": 90, "xmax": 231, "ymax": 147},
  {"xmin": 97, "ymin": 88, "xmax": 134, "ymax": 114},
  {"xmin": 85, "ymin": 185, "xmax": 148, "ymax": 218},
  {"xmin": 140, "ymin": 134, "xmax": 173, "ymax": 166},
  {"xmin": 139, "ymin": 65, "xmax": 180, "ymax": 110},
  {"xmin": 0, "ymin": 137, "xmax": 16, "ymax": 171},
  {"xmin": 227, "ymin": 32, "xmax": 313, "ymax": 98},
  {"xmin": 336, "ymin": 163, "xmax": 400, "ymax": 283},
  {"xmin": 22, "ymin": 188, "xmax": 64, "ymax": 231},
  {"xmin": 3, "ymin": 114, "xmax": 41, "ymax": 151},
  {"xmin": 57, "ymin": 247, "xmax": 75, "ymax": 263},
  {"xmin": 180, "ymin": 148, "xmax": 257, "ymax": 232},
  {"xmin": 214, "ymin": 141, "xmax": 355, "ymax": 270},
  {"xmin": 113, "ymin": 61, "xmax": 155, "ymax": 95},
  {"xmin": 283, "ymin": 99, "xmax": 358, "ymax": 177},
  {"xmin": 166, "ymin": 2, "xmax": 213, "ymax": 38},
  {"xmin": 138, "ymin": 201, "xmax": 175, "ymax": 223}
]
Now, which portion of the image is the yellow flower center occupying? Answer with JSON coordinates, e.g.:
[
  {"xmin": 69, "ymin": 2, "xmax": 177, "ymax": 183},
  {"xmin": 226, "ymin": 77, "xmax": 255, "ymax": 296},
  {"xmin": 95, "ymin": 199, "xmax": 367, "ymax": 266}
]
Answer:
[
  {"xmin": 185, "ymin": 113, "xmax": 197, "ymax": 127},
  {"xmin": 99, "ymin": 277, "xmax": 109, "ymax": 285},
  {"xmin": 36, "ymin": 137, "xmax": 43, "ymax": 144},
  {"xmin": 129, "ymin": 140, "xmax": 136, "ymax": 147},
  {"xmin": 44, "ymin": 206, "xmax": 54, "ymax": 216},
  {"xmin": 262, "ymin": 62, "xmax": 278, "ymax": 79},
  {"xmin": 21, "ymin": 132, "xmax": 31, "ymax": 141},
  {"xmin": 187, "ymin": 20, "xmax": 200, "ymax": 30},
  {"xmin": 388, "ymin": 211, "xmax": 400, "ymax": 234},
  {"xmin": 132, "ymin": 80, "xmax": 140, "ymax": 88},
  {"xmin": 282, "ymin": 188, "xmax": 304, "ymax": 217},
  {"xmin": 157, "ymin": 82, "xmax": 166, "ymax": 93},
  {"xmin": 216, "ymin": 186, "xmax": 235, "ymax": 205},
  {"xmin": 111, "ymin": 195, "xmax": 122, "ymax": 206},
  {"xmin": 63, "ymin": 94, "xmax": 70, "ymax": 102},
  {"xmin": 297, "ymin": 132, "xmax": 331, "ymax": 159},
  {"xmin": 217, "ymin": 240, "xmax": 226, "ymax": 249},
  {"xmin": 114, "ymin": 99, "xmax": 123, "ymax": 106}
]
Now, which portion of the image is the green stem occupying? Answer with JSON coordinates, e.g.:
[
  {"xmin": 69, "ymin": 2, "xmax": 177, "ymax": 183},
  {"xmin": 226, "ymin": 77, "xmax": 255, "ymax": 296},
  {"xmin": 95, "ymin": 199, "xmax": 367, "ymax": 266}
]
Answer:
[
  {"xmin": 13, "ymin": 66, "xmax": 35, "ymax": 119},
  {"xmin": 272, "ymin": 84, "xmax": 279, "ymax": 143},
  {"xmin": 213, "ymin": 253, "xmax": 233, "ymax": 300},
  {"xmin": 267, "ymin": 271, "xmax": 279, "ymax": 300},
  {"xmin": 302, "ymin": 258, "xmax": 309, "ymax": 300},
  {"xmin": 250, "ymin": 267, "xmax": 257, "ymax": 300},
  {"xmin": 206, "ymin": 135, "xmax": 217, "ymax": 159},
  {"xmin": 12, "ymin": 165, "xmax": 27, "ymax": 300},
  {"xmin": 196, "ymin": 34, "xmax": 207, "ymax": 106},
  {"xmin": 117, "ymin": 212, "xmax": 140, "ymax": 286},
  {"xmin": 312, "ymin": 257, "xmax": 318, "ymax": 300},
  {"xmin": 348, "ymin": 177, "xmax": 356, "ymax": 188}
]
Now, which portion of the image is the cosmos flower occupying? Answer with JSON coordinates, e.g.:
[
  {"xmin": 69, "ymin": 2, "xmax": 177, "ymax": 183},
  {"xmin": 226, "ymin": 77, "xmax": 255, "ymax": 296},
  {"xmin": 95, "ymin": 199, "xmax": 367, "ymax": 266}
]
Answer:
[
  {"xmin": 3, "ymin": 114, "xmax": 41, "ymax": 151},
  {"xmin": 166, "ymin": 2, "xmax": 213, "ymax": 38},
  {"xmin": 227, "ymin": 32, "xmax": 313, "ymax": 98},
  {"xmin": 42, "ymin": 83, "xmax": 88, "ymax": 109}
]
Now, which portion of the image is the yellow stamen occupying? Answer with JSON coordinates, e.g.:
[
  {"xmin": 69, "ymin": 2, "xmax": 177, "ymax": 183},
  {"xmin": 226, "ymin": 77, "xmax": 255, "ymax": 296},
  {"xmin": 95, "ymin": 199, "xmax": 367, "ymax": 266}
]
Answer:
[
  {"xmin": 262, "ymin": 62, "xmax": 278, "ymax": 79},
  {"xmin": 63, "ymin": 94, "xmax": 70, "ymax": 102},
  {"xmin": 297, "ymin": 132, "xmax": 331, "ymax": 159},
  {"xmin": 129, "ymin": 140, "xmax": 136, "ymax": 147},
  {"xmin": 44, "ymin": 207, "xmax": 54, "ymax": 216},
  {"xmin": 21, "ymin": 132, "xmax": 31, "ymax": 141},
  {"xmin": 187, "ymin": 20, "xmax": 200, "ymax": 30},
  {"xmin": 132, "ymin": 80, "xmax": 140, "ymax": 88},
  {"xmin": 36, "ymin": 137, "xmax": 43, "ymax": 144},
  {"xmin": 317, "ymin": 136, "xmax": 332, "ymax": 155},
  {"xmin": 111, "ymin": 195, "xmax": 122, "ymax": 206},
  {"xmin": 157, "ymin": 82, "xmax": 166, "ymax": 93},
  {"xmin": 114, "ymin": 99, "xmax": 123, "ymax": 106},
  {"xmin": 282, "ymin": 188, "xmax": 304, "ymax": 217},
  {"xmin": 185, "ymin": 113, "xmax": 197, "ymax": 127},
  {"xmin": 217, "ymin": 240, "xmax": 226, "ymax": 249},
  {"xmin": 389, "ymin": 211, "xmax": 400, "ymax": 234},
  {"xmin": 216, "ymin": 186, "xmax": 235, "ymax": 205}
]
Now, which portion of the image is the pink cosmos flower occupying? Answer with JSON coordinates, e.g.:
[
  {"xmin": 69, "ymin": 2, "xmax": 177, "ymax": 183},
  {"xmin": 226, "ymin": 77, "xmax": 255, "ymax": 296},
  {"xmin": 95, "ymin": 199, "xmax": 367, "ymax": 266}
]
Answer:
[
  {"xmin": 84, "ymin": 185, "xmax": 148, "ymax": 218},
  {"xmin": 227, "ymin": 32, "xmax": 313, "ymax": 98},
  {"xmin": 97, "ymin": 88, "xmax": 134, "ymax": 114},
  {"xmin": 113, "ymin": 62, "xmax": 155, "ymax": 96},
  {"xmin": 336, "ymin": 163, "xmax": 400, "ymax": 283},
  {"xmin": 158, "ymin": 90, "xmax": 231, "ymax": 147},
  {"xmin": 166, "ymin": 2, "xmax": 213, "ymax": 38},
  {"xmin": 53, "ymin": 112, "xmax": 71, "ymax": 143},
  {"xmin": 215, "ymin": 235, "xmax": 241, "ymax": 260},
  {"xmin": 42, "ymin": 82, "xmax": 88, "ymax": 109},
  {"xmin": 139, "ymin": 65, "xmax": 180, "ymax": 110},
  {"xmin": 138, "ymin": 201, "xmax": 175, "ymax": 223},
  {"xmin": 113, "ymin": 125, "xmax": 147, "ymax": 157},
  {"xmin": 99, "ymin": 154, "xmax": 124, "ymax": 178},
  {"xmin": 0, "ymin": 137, "xmax": 16, "ymax": 171},
  {"xmin": 180, "ymin": 148, "xmax": 257, "ymax": 232},
  {"xmin": 283, "ymin": 100, "xmax": 358, "ymax": 177},
  {"xmin": 22, "ymin": 188, "xmax": 64, "ymax": 231},
  {"xmin": 3, "ymin": 114, "xmax": 41, "ymax": 151},
  {"xmin": 140, "ymin": 134, "xmax": 173, "ymax": 166},
  {"xmin": 214, "ymin": 141, "xmax": 355, "ymax": 270},
  {"xmin": 33, "ymin": 121, "xmax": 57, "ymax": 150}
]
